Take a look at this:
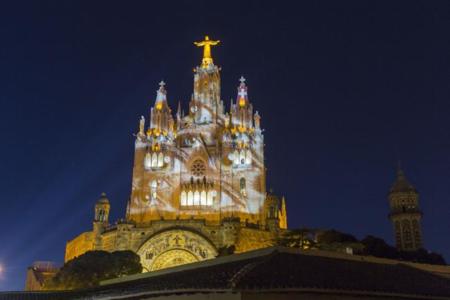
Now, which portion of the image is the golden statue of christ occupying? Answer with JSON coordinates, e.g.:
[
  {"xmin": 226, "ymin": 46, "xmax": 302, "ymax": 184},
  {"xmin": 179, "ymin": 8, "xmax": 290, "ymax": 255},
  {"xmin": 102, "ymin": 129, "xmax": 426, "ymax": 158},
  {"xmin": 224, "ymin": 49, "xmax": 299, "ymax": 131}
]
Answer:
[{"xmin": 194, "ymin": 36, "xmax": 220, "ymax": 67}]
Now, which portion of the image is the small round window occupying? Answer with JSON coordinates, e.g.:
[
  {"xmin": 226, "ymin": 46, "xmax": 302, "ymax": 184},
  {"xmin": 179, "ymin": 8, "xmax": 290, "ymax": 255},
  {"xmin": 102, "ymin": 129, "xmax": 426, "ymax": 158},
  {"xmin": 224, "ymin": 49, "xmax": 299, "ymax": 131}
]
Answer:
[{"xmin": 191, "ymin": 159, "xmax": 206, "ymax": 177}]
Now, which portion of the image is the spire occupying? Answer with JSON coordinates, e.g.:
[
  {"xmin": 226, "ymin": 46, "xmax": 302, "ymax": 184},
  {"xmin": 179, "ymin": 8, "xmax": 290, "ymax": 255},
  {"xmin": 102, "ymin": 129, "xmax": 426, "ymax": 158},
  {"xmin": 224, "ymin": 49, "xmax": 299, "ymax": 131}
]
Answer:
[
  {"xmin": 194, "ymin": 36, "xmax": 220, "ymax": 68},
  {"xmin": 396, "ymin": 160, "xmax": 403, "ymax": 177},
  {"xmin": 176, "ymin": 101, "xmax": 181, "ymax": 130},
  {"xmin": 155, "ymin": 80, "xmax": 167, "ymax": 110},
  {"xmin": 237, "ymin": 76, "xmax": 248, "ymax": 107},
  {"xmin": 230, "ymin": 76, "xmax": 253, "ymax": 130},
  {"xmin": 254, "ymin": 111, "xmax": 261, "ymax": 130},
  {"xmin": 176, "ymin": 101, "xmax": 181, "ymax": 117},
  {"xmin": 279, "ymin": 196, "xmax": 288, "ymax": 229},
  {"xmin": 139, "ymin": 116, "xmax": 145, "ymax": 136},
  {"xmin": 149, "ymin": 81, "xmax": 174, "ymax": 136},
  {"xmin": 390, "ymin": 164, "xmax": 417, "ymax": 194}
]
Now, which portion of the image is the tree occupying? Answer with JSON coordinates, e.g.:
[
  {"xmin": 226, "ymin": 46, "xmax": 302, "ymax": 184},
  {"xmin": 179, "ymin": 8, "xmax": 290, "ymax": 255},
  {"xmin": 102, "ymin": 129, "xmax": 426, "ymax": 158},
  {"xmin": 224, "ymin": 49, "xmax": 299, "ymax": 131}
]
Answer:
[
  {"xmin": 276, "ymin": 229, "xmax": 446, "ymax": 266},
  {"xmin": 317, "ymin": 230, "xmax": 358, "ymax": 244},
  {"xmin": 360, "ymin": 235, "xmax": 446, "ymax": 265},
  {"xmin": 398, "ymin": 248, "xmax": 446, "ymax": 265},
  {"xmin": 316, "ymin": 229, "xmax": 363, "ymax": 253},
  {"xmin": 360, "ymin": 235, "xmax": 398, "ymax": 259},
  {"xmin": 45, "ymin": 250, "xmax": 142, "ymax": 290},
  {"xmin": 275, "ymin": 228, "xmax": 317, "ymax": 249}
]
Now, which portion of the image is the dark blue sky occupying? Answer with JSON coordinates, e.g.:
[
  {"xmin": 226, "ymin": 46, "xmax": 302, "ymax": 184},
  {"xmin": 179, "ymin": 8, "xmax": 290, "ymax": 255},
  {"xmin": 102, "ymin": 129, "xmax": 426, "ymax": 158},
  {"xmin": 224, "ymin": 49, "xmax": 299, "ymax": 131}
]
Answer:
[{"xmin": 0, "ymin": 0, "xmax": 449, "ymax": 291}]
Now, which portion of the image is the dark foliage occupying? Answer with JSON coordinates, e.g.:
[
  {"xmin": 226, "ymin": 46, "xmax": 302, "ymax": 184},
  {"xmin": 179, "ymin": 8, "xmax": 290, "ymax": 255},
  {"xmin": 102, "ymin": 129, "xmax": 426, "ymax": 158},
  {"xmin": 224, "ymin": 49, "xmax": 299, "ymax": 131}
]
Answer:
[
  {"xmin": 360, "ymin": 235, "xmax": 446, "ymax": 265},
  {"xmin": 317, "ymin": 229, "xmax": 358, "ymax": 244},
  {"xmin": 45, "ymin": 250, "xmax": 142, "ymax": 290},
  {"xmin": 277, "ymin": 229, "xmax": 447, "ymax": 266},
  {"xmin": 275, "ymin": 228, "xmax": 317, "ymax": 249},
  {"xmin": 359, "ymin": 235, "xmax": 399, "ymax": 259}
]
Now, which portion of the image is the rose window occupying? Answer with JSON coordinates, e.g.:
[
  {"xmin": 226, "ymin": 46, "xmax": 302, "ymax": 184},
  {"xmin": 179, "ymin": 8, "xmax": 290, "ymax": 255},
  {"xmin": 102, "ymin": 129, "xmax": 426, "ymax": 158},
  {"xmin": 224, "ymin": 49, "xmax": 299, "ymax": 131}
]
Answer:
[{"xmin": 191, "ymin": 160, "xmax": 206, "ymax": 177}]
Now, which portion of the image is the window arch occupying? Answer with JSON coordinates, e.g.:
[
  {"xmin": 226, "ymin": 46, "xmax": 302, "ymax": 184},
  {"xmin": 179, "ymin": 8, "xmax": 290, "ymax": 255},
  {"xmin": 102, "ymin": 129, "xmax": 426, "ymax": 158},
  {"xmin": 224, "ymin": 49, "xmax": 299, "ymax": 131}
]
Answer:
[
  {"xmin": 233, "ymin": 151, "xmax": 240, "ymax": 165},
  {"xmin": 193, "ymin": 191, "xmax": 200, "ymax": 205},
  {"xmin": 157, "ymin": 152, "xmax": 164, "ymax": 167},
  {"xmin": 207, "ymin": 190, "xmax": 214, "ymax": 206},
  {"xmin": 180, "ymin": 191, "xmax": 187, "ymax": 206},
  {"xmin": 245, "ymin": 149, "xmax": 252, "ymax": 165},
  {"xmin": 151, "ymin": 153, "xmax": 158, "ymax": 168},
  {"xmin": 239, "ymin": 150, "xmax": 245, "ymax": 164},
  {"xmin": 200, "ymin": 190, "xmax": 207, "ymax": 205},
  {"xmin": 144, "ymin": 153, "xmax": 152, "ymax": 169},
  {"xmin": 187, "ymin": 191, "xmax": 194, "ymax": 205}
]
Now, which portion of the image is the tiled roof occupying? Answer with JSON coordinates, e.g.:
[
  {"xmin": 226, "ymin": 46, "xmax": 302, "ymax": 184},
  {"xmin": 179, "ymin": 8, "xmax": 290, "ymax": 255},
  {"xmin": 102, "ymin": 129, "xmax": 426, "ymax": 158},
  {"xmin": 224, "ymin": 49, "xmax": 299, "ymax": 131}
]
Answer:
[{"xmin": 2, "ymin": 247, "xmax": 450, "ymax": 300}]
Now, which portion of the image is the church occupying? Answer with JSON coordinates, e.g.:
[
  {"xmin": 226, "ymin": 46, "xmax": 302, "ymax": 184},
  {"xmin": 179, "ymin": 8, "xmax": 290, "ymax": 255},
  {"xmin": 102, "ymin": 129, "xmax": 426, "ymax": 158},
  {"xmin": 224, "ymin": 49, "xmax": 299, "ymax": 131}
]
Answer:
[
  {"xmin": 64, "ymin": 36, "xmax": 287, "ymax": 272},
  {"xmin": 17, "ymin": 38, "xmax": 450, "ymax": 300}
]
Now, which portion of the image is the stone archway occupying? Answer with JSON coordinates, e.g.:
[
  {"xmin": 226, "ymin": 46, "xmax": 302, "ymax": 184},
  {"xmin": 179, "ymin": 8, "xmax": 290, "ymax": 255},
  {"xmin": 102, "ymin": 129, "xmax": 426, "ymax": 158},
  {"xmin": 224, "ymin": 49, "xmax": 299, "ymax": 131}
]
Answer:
[{"xmin": 137, "ymin": 229, "xmax": 217, "ymax": 272}]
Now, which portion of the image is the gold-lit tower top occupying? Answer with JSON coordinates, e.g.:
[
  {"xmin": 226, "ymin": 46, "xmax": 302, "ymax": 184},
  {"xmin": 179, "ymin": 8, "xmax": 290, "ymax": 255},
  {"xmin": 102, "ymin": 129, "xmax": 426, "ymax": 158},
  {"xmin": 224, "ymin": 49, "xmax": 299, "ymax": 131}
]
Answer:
[{"xmin": 194, "ymin": 36, "xmax": 220, "ymax": 68}]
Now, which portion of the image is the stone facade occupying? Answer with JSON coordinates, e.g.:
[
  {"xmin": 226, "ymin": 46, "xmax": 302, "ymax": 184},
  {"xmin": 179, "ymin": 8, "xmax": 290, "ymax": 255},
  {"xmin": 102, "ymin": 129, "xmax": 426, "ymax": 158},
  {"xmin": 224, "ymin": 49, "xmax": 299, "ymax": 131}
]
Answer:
[{"xmin": 65, "ymin": 37, "xmax": 287, "ymax": 272}]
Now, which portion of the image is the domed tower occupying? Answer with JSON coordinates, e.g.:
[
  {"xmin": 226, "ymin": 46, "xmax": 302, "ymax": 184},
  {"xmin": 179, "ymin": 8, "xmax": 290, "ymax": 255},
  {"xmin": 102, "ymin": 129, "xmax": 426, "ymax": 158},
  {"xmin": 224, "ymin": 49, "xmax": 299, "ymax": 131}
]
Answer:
[
  {"xmin": 94, "ymin": 192, "xmax": 110, "ymax": 224},
  {"xmin": 388, "ymin": 167, "xmax": 423, "ymax": 251},
  {"xmin": 93, "ymin": 193, "xmax": 110, "ymax": 249}
]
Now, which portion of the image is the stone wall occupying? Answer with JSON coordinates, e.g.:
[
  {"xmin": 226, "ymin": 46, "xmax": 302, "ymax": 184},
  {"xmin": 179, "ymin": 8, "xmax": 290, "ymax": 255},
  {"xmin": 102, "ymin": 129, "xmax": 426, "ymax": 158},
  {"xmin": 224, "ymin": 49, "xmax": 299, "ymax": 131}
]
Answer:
[{"xmin": 65, "ymin": 231, "xmax": 94, "ymax": 262}]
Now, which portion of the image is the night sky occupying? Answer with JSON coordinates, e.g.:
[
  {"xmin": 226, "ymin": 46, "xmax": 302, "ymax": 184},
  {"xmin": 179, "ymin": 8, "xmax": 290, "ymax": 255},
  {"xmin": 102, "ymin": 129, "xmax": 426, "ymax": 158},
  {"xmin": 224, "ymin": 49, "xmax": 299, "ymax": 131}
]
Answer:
[{"xmin": 1, "ymin": 0, "xmax": 449, "ymax": 291}]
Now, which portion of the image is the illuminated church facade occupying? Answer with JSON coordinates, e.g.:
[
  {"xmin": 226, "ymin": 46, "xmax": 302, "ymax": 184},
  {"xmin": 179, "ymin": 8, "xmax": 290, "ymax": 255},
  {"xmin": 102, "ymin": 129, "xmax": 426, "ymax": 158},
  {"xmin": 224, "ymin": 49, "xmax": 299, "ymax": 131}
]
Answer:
[{"xmin": 65, "ymin": 37, "xmax": 287, "ymax": 272}]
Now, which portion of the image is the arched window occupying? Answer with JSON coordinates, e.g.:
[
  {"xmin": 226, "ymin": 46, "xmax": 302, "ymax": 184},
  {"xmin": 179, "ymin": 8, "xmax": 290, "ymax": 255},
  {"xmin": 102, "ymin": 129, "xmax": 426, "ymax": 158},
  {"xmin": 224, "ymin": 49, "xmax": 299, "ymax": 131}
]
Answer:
[
  {"xmin": 200, "ymin": 190, "xmax": 207, "ymax": 206},
  {"xmin": 207, "ymin": 190, "xmax": 214, "ymax": 206},
  {"xmin": 97, "ymin": 209, "xmax": 104, "ymax": 221},
  {"xmin": 180, "ymin": 191, "xmax": 187, "ymax": 206},
  {"xmin": 245, "ymin": 149, "xmax": 252, "ymax": 165},
  {"xmin": 240, "ymin": 177, "xmax": 246, "ymax": 196},
  {"xmin": 157, "ymin": 152, "xmax": 164, "ymax": 167},
  {"xmin": 193, "ymin": 191, "xmax": 200, "ymax": 205},
  {"xmin": 240, "ymin": 150, "xmax": 245, "ymax": 164},
  {"xmin": 144, "ymin": 153, "xmax": 152, "ymax": 169},
  {"xmin": 151, "ymin": 153, "xmax": 158, "ymax": 168},
  {"xmin": 233, "ymin": 151, "xmax": 239, "ymax": 165},
  {"xmin": 187, "ymin": 191, "xmax": 193, "ymax": 205}
]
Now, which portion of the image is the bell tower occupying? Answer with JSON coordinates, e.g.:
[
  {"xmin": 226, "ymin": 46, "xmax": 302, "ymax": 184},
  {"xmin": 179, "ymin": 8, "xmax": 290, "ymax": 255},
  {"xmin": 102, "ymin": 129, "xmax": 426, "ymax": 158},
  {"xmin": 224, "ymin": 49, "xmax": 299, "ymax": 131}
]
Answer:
[
  {"xmin": 190, "ymin": 36, "xmax": 223, "ymax": 125},
  {"xmin": 388, "ymin": 166, "xmax": 423, "ymax": 251}
]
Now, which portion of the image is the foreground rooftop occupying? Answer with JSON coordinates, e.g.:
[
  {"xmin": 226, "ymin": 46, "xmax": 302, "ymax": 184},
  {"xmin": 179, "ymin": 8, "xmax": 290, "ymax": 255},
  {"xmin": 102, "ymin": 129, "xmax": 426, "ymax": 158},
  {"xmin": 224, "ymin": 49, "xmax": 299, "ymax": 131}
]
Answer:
[{"xmin": 2, "ymin": 247, "xmax": 450, "ymax": 300}]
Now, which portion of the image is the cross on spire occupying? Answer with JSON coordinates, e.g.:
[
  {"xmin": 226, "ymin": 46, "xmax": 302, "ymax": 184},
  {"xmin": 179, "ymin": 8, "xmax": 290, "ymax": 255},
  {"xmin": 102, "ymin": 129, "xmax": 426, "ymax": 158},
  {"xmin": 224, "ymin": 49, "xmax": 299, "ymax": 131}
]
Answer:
[
  {"xmin": 159, "ymin": 80, "xmax": 166, "ymax": 88},
  {"xmin": 239, "ymin": 76, "xmax": 246, "ymax": 84}
]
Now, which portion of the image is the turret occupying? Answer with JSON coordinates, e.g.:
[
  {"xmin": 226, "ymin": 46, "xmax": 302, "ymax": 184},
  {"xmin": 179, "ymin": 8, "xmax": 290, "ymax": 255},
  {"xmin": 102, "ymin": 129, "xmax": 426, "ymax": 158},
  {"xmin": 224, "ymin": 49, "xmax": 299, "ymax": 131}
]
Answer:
[
  {"xmin": 388, "ymin": 166, "xmax": 423, "ymax": 251},
  {"xmin": 230, "ymin": 76, "xmax": 253, "ymax": 130},
  {"xmin": 144, "ymin": 81, "xmax": 175, "ymax": 171},
  {"xmin": 94, "ymin": 192, "xmax": 110, "ymax": 223},
  {"xmin": 149, "ymin": 81, "xmax": 174, "ymax": 136},
  {"xmin": 279, "ymin": 197, "xmax": 288, "ymax": 230},
  {"xmin": 93, "ymin": 192, "xmax": 110, "ymax": 249},
  {"xmin": 265, "ymin": 192, "xmax": 281, "ymax": 232},
  {"xmin": 190, "ymin": 36, "xmax": 221, "ymax": 124}
]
